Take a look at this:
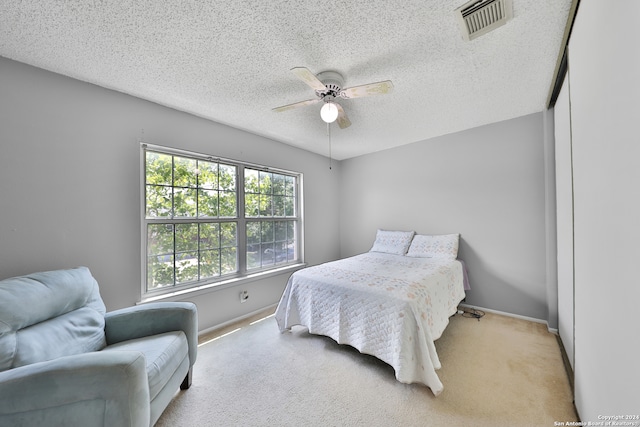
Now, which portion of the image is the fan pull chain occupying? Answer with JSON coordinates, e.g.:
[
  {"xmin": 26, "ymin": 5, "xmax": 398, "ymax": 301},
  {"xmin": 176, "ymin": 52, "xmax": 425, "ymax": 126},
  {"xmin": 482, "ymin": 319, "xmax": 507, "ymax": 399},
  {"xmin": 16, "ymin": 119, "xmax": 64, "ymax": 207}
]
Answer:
[{"xmin": 327, "ymin": 122, "xmax": 332, "ymax": 170}]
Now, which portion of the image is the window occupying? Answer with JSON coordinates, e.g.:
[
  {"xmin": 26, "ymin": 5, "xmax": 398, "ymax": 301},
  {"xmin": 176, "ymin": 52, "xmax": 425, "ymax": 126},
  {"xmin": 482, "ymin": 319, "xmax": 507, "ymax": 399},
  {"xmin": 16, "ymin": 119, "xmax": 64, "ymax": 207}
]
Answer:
[{"xmin": 142, "ymin": 144, "xmax": 302, "ymax": 296}]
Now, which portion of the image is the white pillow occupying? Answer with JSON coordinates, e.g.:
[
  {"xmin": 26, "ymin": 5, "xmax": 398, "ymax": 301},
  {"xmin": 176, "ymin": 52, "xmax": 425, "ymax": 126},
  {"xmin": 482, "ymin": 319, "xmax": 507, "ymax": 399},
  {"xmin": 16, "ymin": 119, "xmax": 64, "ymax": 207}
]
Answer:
[
  {"xmin": 406, "ymin": 234, "xmax": 460, "ymax": 259},
  {"xmin": 369, "ymin": 229, "xmax": 415, "ymax": 255}
]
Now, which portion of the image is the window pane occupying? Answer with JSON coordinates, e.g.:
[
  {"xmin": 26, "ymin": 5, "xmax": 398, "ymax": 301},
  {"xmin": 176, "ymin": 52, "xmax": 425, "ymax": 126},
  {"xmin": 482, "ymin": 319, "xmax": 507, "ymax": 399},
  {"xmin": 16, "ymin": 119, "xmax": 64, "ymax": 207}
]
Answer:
[
  {"xmin": 284, "ymin": 195, "xmax": 295, "ymax": 217},
  {"xmin": 174, "ymin": 157, "xmax": 197, "ymax": 188},
  {"xmin": 273, "ymin": 174, "xmax": 285, "ymax": 195},
  {"xmin": 147, "ymin": 255, "xmax": 174, "ymax": 290},
  {"xmin": 261, "ymin": 221, "xmax": 273, "ymax": 243},
  {"xmin": 146, "ymin": 185, "xmax": 172, "ymax": 218},
  {"xmin": 246, "ymin": 221, "xmax": 260, "ymax": 270},
  {"xmin": 287, "ymin": 221, "xmax": 295, "ymax": 239},
  {"xmin": 261, "ymin": 243, "xmax": 274, "ymax": 266},
  {"xmin": 219, "ymin": 191, "xmax": 237, "ymax": 217},
  {"xmin": 275, "ymin": 242, "xmax": 288, "ymax": 264},
  {"xmin": 221, "ymin": 222, "xmax": 237, "ymax": 247},
  {"xmin": 246, "ymin": 222, "xmax": 260, "ymax": 244},
  {"xmin": 259, "ymin": 171, "xmax": 272, "ymax": 194},
  {"xmin": 285, "ymin": 175, "xmax": 295, "ymax": 196},
  {"xmin": 198, "ymin": 189, "xmax": 218, "ymax": 217},
  {"xmin": 200, "ymin": 249, "xmax": 220, "ymax": 278},
  {"xmin": 219, "ymin": 164, "xmax": 236, "ymax": 191},
  {"xmin": 174, "ymin": 188, "xmax": 197, "ymax": 217},
  {"xmin": 245, "ymin": 169, "xmax": 259, "ymax": 193},
  {"xmin": 287, "ymin": 239, "xmax": 295, "ymax": 261},
  {"xmin": 245, "ymin": 193, "xmax": 259, "ymax": 217},
  {"xmin": 199, "ymin": 223, "xmax": 220, "ymax": 249},
  {"xmin": 247, "ymin": 243, "xmax": 260, "ymax": 269},
  {"xmin": 146, "ymin": 152, "xmax": 172, "ymax": 186},
  {"xmin": 175, "ymin": 223, "xmax": 198, "ymax": 252},
  {"xmin": 198, "ymin": 160, "xmax": 218, "ymax": 189},
  {"xmin": 273, "ymin": 195, "xmax": 285, "ymax": 217},
  {"xmin": 176, "ymin": 251, "xmax": 198, "ymax": 284},
  {"xmin": 259, "ymin": 195, "xmax": 272, "ymax": 217},
  {"xmin": 147, "ymin": 224, "xmax": 174, "ymax": 255},
  {"xmin": 275, "ymin": 221, "xmax": 287, "ymax": 242},
  {"xmin": 221, "ymin": 247, "xmax": 237, "ymax": 274}
]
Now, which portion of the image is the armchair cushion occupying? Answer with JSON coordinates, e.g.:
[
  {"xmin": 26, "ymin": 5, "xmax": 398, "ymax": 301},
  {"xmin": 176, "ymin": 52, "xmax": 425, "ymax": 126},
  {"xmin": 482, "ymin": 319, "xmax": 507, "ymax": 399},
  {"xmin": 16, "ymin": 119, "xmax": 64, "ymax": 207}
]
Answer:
[
  {"xmin": 0, "ymin": 267, "xmax": 106, "ymax": 371},
  {"xmin": 105, "ymin": 302, "xmax": 198, "ymax": 369},
  {"xmin": 102, "ymin": 331, "xmax": 188, "ymax": 402},
  {"xmin": 0, "ymin": 351, "xmax": 150, "ymax": 426}
]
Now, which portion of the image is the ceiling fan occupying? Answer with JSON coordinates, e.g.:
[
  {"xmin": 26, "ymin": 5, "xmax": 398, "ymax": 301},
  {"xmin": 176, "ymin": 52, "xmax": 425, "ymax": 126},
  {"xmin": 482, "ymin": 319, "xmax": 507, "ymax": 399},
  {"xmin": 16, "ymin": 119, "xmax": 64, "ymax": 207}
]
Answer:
[{"xmin": 272, "ymin": 67, "xmax": 394, "ymax": 129}]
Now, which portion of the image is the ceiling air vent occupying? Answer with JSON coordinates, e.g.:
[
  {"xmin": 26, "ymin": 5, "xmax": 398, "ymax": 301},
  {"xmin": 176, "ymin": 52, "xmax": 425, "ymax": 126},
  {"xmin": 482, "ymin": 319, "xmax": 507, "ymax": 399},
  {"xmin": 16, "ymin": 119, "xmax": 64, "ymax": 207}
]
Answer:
[{"xmin": 455, "ymin": 0, "xmax": 513, "ymax": 41}]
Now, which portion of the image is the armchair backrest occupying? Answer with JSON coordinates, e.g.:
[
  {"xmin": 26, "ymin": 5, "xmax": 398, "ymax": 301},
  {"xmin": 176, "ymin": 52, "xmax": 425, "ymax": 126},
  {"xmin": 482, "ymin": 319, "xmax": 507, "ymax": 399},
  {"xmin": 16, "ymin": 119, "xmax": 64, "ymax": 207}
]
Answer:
[{"xmin": 0, "ymin": 267, "xmax": 107, "ymax": 372}]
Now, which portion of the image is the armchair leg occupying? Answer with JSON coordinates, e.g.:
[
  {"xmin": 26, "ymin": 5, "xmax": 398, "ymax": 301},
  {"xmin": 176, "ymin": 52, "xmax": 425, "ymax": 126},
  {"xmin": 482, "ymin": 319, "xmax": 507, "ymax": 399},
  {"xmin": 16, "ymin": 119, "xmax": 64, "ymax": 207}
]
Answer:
[{"xmin": 180, "ymin": 367, "xmax": 192, "ymax": 390}]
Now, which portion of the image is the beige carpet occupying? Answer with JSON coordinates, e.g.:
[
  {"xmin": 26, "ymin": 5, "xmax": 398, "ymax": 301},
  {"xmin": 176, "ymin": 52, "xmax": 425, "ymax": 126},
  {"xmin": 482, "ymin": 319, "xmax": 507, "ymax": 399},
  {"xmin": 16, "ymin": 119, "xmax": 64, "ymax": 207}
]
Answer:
[{"xmin": 156, "ymin": 309, "xmax": 578, "ymax": 426}]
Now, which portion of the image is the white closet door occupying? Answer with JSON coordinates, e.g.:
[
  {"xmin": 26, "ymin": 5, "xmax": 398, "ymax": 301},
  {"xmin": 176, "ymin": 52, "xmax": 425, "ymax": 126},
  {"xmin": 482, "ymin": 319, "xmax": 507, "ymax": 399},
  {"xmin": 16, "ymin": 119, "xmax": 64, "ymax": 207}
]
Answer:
[{"xmin": 554, "ymin": 74, "xmax": 573, "ymax": 370}]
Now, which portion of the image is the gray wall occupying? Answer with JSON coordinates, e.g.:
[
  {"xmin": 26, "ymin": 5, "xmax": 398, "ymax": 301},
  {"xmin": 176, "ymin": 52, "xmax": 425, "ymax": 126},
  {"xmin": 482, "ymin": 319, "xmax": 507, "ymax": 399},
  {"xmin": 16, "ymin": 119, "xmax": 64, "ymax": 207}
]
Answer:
[
  {"xmin": 0, "ymin": 57, "xmax": 341, "ymax": 332},
  {"xmin": 339, "ymin": 113, "xmax": 550, "ymax": 322},
  {"xmin": 567, "ymin": 1, "xmax": 639, "ymax": 419}
]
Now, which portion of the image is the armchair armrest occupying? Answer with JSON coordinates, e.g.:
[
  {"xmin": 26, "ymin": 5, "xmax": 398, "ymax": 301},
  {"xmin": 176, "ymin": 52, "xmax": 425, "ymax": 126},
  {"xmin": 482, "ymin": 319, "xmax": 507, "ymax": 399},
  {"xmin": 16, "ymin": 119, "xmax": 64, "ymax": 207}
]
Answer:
[
  {"xmin": 104, "ymin": 302, "xmax": 198, "ymax": 367},
  {"xmin": 0, "ymin": 351, "xmax": 150, "ymax": 427}
]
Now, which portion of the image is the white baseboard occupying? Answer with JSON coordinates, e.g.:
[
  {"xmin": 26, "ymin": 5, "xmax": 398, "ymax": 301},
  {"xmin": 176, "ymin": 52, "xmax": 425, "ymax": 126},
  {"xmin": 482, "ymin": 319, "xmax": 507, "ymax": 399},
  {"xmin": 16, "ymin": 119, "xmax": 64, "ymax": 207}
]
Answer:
[
  {"xmin": 198, "ymin": 303, "xmax": 278, "ymax": 338},
  {"xmin": 459, "ymin": 303, "xmax": 558, "ymax": 334}
]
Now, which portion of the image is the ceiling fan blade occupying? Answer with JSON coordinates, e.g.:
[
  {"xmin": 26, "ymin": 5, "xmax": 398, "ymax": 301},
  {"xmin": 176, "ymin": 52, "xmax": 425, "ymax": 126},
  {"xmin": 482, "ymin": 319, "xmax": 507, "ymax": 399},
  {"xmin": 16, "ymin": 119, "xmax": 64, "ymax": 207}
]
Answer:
[
  {"xmin": 335, "ymin": 104, "xmax": 351, "ymax": 129},
  {"xmin": 290, "ymin": 67, "xmax": 327, "ymax": 92},
  {"xmin": 272, "ymin": 98, "xmax": 320, "ymax": 113},
  {"xmin": 341, "ymin": 80, "xmax": 394, "ymax": 99}
]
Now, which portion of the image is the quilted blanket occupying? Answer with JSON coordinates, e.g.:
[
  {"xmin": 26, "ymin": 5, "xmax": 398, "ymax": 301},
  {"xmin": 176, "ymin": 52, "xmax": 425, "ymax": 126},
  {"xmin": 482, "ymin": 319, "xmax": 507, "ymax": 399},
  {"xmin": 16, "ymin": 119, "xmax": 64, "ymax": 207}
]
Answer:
[{"xmin": 275, "ymin": 252, "xmax": 466, "ymax": 396}]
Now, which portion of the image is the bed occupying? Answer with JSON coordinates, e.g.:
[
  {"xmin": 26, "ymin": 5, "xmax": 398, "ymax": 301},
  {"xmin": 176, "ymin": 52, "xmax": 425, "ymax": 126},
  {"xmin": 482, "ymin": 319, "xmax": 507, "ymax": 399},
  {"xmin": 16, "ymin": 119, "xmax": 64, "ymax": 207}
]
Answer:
[{"xmin": 274, "ymin": 230, "xmax": 469, "ymax": 396}]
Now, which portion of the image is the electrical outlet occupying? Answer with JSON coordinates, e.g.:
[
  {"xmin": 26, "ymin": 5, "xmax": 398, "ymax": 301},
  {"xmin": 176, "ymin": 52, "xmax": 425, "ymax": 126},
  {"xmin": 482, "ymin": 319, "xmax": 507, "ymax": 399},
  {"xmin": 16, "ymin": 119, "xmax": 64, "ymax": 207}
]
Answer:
[{"xmin": 240, "ymin": 290, "xmax": 249, "ymax": 303}]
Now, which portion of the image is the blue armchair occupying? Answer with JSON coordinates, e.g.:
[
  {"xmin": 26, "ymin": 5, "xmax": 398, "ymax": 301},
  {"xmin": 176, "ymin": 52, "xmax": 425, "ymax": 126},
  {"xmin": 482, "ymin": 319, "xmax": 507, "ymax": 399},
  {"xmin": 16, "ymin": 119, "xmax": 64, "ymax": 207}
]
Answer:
[{"xmin": 0, "ymin": 267, "xmax": 197, "ymax": 426}]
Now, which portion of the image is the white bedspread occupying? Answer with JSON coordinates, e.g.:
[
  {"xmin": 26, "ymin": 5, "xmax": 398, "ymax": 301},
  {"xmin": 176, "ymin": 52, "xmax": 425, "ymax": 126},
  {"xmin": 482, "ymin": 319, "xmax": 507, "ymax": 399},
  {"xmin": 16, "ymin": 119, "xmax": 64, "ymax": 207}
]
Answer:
[{"xmin": 275, "ymin": 252, "xmax": 466, "ymax": 396}]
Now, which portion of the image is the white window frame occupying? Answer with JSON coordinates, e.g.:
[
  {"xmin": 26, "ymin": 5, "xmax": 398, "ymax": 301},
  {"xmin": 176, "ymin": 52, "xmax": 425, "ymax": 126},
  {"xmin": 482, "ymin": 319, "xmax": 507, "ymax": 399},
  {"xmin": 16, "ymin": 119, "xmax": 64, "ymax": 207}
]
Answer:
[{"xmin": 140, "ymin": 143, "xmax": 304, "ymax": 300}]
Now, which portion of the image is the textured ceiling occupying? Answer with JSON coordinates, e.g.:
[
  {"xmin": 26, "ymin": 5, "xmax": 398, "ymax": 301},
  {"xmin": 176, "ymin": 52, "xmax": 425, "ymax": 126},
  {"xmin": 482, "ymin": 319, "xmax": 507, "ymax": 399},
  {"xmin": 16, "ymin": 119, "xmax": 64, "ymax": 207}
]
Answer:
[{"xmin": 0, "ymin": 0, "xmax": 571, "ymax": 160}]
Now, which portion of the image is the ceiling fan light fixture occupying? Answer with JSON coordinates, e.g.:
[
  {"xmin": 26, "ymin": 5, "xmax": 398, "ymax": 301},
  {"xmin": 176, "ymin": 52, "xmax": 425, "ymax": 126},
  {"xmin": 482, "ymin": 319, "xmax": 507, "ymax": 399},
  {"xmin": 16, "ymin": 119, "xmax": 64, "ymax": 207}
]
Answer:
[
  {"xmin": 273, "ymin": 67, "xmax": 391, "ymax": 130},
  {"xmin": 320, "ymin": 102, "xmax": 339, "ymax": 123}
]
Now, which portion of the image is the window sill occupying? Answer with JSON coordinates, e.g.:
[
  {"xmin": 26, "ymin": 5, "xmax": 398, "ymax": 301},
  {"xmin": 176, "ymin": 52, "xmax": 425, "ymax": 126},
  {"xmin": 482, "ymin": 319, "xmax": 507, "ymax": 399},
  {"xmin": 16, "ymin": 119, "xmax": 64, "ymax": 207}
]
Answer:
[{"xmin": 138, "ymin": 263, "xmax": 306, "ymax": 304}]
